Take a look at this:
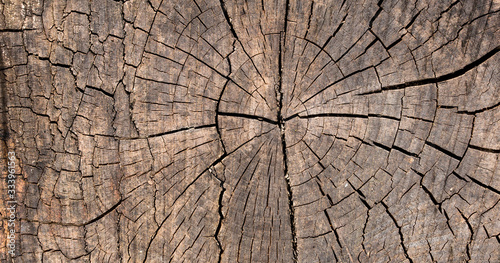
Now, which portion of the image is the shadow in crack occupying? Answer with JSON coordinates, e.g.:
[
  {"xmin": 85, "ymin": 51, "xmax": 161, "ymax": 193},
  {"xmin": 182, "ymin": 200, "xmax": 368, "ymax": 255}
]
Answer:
[
  {"xmin": 0, "ymin": 47, "xmax": 8, "ymax": 142},
  {"xmin": 0, "ymin": 43, "xmax": 9, "ymax": 165},
  {"xmin": 0, "ymin": 43, "xmax": 9, "ymax": 161}
]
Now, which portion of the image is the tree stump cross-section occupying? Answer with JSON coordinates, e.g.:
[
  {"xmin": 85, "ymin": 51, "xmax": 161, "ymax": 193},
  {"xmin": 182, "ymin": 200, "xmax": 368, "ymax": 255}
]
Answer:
[{"xmin": 0, "ymin": 0, "xmax": 499, "ymax": 262}]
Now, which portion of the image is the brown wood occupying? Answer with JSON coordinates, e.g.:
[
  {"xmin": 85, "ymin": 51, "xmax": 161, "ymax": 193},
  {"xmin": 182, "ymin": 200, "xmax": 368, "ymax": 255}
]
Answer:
[{"xmin": 0, "ymin": 0, "xmax": 499, "ymax": 262}]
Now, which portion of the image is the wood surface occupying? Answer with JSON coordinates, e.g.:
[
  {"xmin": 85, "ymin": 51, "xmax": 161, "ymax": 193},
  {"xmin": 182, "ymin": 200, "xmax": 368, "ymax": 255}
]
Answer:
[{"xmin": 0, "ymin": 0, "xmax": 499, "ymax": 262}]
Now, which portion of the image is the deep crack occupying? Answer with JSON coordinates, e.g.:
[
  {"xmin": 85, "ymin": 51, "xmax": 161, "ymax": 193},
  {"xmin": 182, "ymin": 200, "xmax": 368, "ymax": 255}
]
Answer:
[{"xmin": 278, "ymin": 11, "xmax": 298, "ymax": 259}]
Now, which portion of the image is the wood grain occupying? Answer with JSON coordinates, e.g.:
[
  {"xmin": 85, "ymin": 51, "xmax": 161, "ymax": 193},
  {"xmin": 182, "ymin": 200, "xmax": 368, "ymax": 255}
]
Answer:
[{"xmin": 0, "ymin": 0, "xmax": 499, "ymax": 262}]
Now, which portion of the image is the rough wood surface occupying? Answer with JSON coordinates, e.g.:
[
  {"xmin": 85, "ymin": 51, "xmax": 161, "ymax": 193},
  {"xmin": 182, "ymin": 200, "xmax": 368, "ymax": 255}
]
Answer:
[{"xmin": 0, "ymin": 0, "xmax": 499, "ymax": 262}]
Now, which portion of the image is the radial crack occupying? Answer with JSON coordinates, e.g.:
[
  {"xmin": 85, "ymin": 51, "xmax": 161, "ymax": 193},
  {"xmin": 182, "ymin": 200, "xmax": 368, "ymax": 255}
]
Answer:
[
  {"xmin": 382, "ymin": 202, "xmax": 414, "ymax": 263},
  {"xmin": 278, "ymin": 7, "xmax": 298, "ymax": 259}
]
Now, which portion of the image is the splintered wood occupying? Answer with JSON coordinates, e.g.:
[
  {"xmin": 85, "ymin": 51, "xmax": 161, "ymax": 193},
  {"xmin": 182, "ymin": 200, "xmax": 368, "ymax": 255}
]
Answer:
[{"xmin": 0, "ymin": 0, "xmax": 499, "ymax": 262}]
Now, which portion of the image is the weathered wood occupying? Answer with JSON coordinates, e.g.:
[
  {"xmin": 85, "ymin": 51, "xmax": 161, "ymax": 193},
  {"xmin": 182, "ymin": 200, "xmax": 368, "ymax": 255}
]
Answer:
[{"xmin": 0, "ymin": 0, "xmax": 499, "ymax": 262}]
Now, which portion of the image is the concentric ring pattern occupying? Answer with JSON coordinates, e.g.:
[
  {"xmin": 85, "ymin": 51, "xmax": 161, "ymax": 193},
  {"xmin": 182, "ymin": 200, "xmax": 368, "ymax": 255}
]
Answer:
[{"xmin": 0, "ymin": 0, "xmax": 499, "ymax": 262}]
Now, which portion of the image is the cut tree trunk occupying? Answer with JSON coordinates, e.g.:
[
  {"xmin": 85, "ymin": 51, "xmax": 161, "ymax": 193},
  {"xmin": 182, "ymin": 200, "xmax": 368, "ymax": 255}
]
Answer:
[{"xmin": 0, "ymin": 0, "xmax": 499, "ymax": 262}]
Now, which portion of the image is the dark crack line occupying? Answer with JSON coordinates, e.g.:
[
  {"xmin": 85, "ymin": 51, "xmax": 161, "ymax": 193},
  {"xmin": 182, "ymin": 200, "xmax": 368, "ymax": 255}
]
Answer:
[
  {"xmin": 139, "ymin": 124, "xmax": 216, "ymax": 139},
  {"xmin": 382, "ymin": 202, "xmax": 414, "ymax": 263},
  {"xmin": 286, "ymin": 112, "xmax": 401, "ymax": 123},
  {"xmin": 288, "ymin": 12, "xmax": 348, "ymax": 104},
  {"xmin": 300, "ymin": 13, "xmax": 348, "ymax": 78},
  {"xmin": 0, "ymin": 50, "xmax": 8, "ymax": 141},
  {"xmin": 426, "ymin": 240, "xmax": 436, "ymax": 263},
  {"xmin": 369, "ymin": 0, "xmax": 384, "ymax": 29},
  {"xmin": 303, "ymin": 141, "xmax": 326, "ymax": 169},
  {"xmin": 173, "ymin": 128, "xmax": 276, "ymax": 211},
  {"xmin": 212, "ymin": 167, "xmax": 225, "ymax": 263},
  {"xmin": 31, "ymin": 199, "xmax": 124, "ymax": 227},
  {"xmin": 412, "ymin": 169, "xmax": 444, "ymax": 213},
  {"xmin": 142, "ymin": 211, "xmax": 173, "ymax": 263},
  {"xmin": 134, "ymin": 75, "xmax": 187, "ymax": 87},
  {"xmin": 216, "ymin": 81, "xmax": 229, "ymax": 154},
  {"xmin": 457, "ymin": 100, "xmax": 500, "ymax": 115},
  {"xmin": 333, "ymin": 31, "xmax": 372, "ymax": 70},
  {"xmin": 457, "ymin": 208, "xmax": 474, "ymax": 262},
  {"xmin": 302, "ymin": 56, "xmax": 389, "ymax": 103},
  {"xmin": 175, "ymin": 47, "xmax": 254, "ymax": 99},
  {"xmin": 443, "ymin": 209, "xmax": 456, "ymax": 236},
  {"xmin": 85, "ymin": 85, "xmax": 115, "ymax": 98},
  {"xmin": 215, "ymin": 40, "xmax": 236, "ymax": 155},
  {"xmin": 392, "ymin": 145, "xmax": 420, "ymax": 158},
  {"xmin": 466, "ymin": 175, "xmax": 500, "ymax": 196},
  {"xmin": 286, "ymin": 113, "xmax": 368, "ymax": 121},
  {"xmin": 218, "ymin": 0, "xmax": 266, "ymax": 84},
  {"xmin": 85, "ymin": 199, "xmax": 123, "ymax": 226},
  {"xmin": 425, "ymin": 141, "xmax": 462, "ymax": 160},
  {"xmin": 372, "ymin": 45, "xmax": 500, "ymax": 93},
  {"xmin": 218, "ymin": 111, "xmax": 278, "ymax": 125},
  {"xmin": 228, "ymin": 141, "xmax": 266, "ymax": 207},
  {"xmin": 316, "ymin": 179, "xmax": 356, "ymax": 262},
  {"xmin": 435, "ymin": 0, "xmax": 460, "ymax": 23},
  {"xmin": 361, "ymin": 208, "xmax": 370, "ymax": 260},
  {"xmin": 304, "ymin": 1, "xmax": 314, "ymax": 39},
  {"xmin": 468, "ymin": 144, "xmax": 500, "ymax": 154},
  {"xmin": 279, "ymin": 2, "xmax": 298, "ymax": 260}
]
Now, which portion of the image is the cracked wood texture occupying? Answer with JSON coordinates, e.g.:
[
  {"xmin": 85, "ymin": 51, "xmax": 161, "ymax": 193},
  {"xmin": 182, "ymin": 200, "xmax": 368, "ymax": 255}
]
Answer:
[{"xmin": 0, "ymin": 0, "xmax": 499, "ymax": 262}]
